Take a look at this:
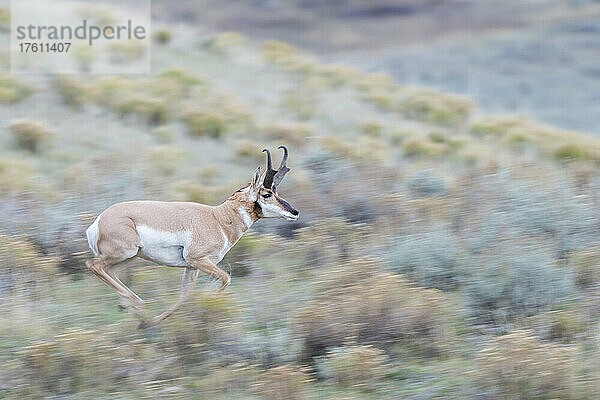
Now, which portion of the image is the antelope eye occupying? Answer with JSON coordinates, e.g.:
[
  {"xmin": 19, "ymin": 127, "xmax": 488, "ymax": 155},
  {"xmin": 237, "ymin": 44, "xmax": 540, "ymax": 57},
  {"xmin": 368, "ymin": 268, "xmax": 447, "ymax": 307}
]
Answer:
[{"xmin": 262, "ymin": 193, "xmax": 272, "ymax": 199}]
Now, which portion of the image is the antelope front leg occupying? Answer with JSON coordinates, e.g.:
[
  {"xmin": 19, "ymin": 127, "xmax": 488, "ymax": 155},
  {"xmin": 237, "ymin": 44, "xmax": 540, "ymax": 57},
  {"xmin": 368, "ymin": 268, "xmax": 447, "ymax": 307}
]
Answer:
[{"xmin": 189, "ymin": 257, "xmax": 231, "ymax": 293}]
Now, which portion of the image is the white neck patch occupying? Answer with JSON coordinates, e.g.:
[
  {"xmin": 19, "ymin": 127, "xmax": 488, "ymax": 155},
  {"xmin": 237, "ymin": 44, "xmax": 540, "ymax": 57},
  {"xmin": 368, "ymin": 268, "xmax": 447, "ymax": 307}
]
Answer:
[{"xmin": 238, "ymin": 206, "xmax": 254, "ymax": 228}]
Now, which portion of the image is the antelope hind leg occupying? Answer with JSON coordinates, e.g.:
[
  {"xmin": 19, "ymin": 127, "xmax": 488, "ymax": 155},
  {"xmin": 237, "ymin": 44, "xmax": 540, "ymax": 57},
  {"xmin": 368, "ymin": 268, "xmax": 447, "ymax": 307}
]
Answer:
[
  {"xmin": 87, "ymin": 257, "xmax": 147, "ymax": 319},
  {"xmin": 139, "ymin": 267, "xmax": 199, "ymax": 329}
]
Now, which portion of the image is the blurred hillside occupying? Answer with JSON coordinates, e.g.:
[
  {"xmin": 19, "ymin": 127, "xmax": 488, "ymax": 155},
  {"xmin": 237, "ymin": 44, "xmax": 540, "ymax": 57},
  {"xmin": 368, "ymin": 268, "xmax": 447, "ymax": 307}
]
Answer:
[
  {"xmin": 153, "ymin": 0, "xmax": 600, "ymax": 133},
  {"xmin": 1, "ymin": 1, "xmax": 600, "ymax": 399}
]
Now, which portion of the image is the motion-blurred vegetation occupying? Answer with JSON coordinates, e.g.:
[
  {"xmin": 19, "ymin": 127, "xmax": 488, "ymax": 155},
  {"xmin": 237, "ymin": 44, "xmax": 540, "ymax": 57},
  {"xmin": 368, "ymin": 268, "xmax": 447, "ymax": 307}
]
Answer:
[{"xmin": 0, "ymin": 5, "xmax": 599, "ymax": 400}]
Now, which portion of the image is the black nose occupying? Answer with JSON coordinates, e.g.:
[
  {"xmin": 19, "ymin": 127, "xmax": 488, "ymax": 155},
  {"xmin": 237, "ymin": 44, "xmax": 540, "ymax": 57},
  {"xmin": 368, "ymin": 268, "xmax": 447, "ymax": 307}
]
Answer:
[{"xmin": 291, "ymin": 209, "xmax": 299, "ymax": 216}]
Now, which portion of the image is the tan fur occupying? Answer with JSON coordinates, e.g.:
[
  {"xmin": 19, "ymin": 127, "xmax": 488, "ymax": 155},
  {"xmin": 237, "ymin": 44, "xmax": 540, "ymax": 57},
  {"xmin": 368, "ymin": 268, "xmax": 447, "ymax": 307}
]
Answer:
[{"xmin": 96, "ymin": 192, "xmax": 260, "ymax": 260}]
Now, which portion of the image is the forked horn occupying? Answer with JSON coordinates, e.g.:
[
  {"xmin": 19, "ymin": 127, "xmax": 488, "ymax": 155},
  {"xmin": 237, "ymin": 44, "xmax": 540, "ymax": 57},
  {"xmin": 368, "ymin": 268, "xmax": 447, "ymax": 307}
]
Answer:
[
  {"xmin": 272, "ymin": 146, "xmax": 290, "ymax": 189},
  {"xmin": 262, "ymin": 148, "xmax": 277, "ymax": 189},
  {"xmin": 261, "ymin": 146, "xmax": 290, "ymax": 189}
]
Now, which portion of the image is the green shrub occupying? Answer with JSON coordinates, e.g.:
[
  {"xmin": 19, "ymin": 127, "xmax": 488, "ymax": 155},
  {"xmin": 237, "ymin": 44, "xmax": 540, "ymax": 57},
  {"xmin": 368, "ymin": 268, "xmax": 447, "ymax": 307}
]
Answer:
[
  {"xmin": 568, "ymin": 248, "xmax": 600, "ymax": 288},
  {"xmin": 148, "ymin": 145, "xmax": 188, "ymax": 176},
  {"xmin": 474, "ymin": 330, "xmax": 576, "ymax": 399},
  {"xmin": 115, "ymin": 96, "xmax": 169, "ymax": 125},
  {"xmin": 235, "ymin": 140, "xmax": 265, "ymax": 162},
  {"xmin": 181, "ymin": 110, "xmax": 226, "ymax": 138},
  {"xmin": 197, "ymin": 165, "xmax": 219, "ymax": 182},
  {"xmin": 264, "ymin": 122, "xmax": 313, "ymax": 146},
  {"xmin": 204, "ymin": 32, "xmax": 247, "ymax": 54},
  {"xmin": 0, "ymin": 158, "xmax": 37, "ymax": 196},
  {"xmin": 362, "ymin": 91, "xmax": 397, "ymax": 111},
  {"xmin": 400, "ymin": 89, "xmax": 472, "ymax": 126},
  {"xmin": 158, "ymin": 67, "xmax": 205, "ymax": 91},
  {"xmin": 150, "ymin": 125, "xmax": 175, "ymax": 143},
  {"xmin": 263, "ymin": 40, "xmax": 298, "ymax": 62},
  {"xmin": 89, "ymin": 73, "xmax": 195, "ymax": 122},
  {"xmin": 281, "ymin": 89, "xmax": 317, "ymax": 120},
  {"xmin": 296, "ymin": 256, "xmax": 448, "ymax": 360},
  {"xmin": 90, "ymin": 77, "xmax": 132, "ymax": 107},
  {"xmin": 508, "ymin": 133, "xmax": 530, "ymax": 146},
  {"xmin": 467, "ymin": 117, "xmax": 600, "ymax": 162},
  {"xmin": 355, "ymin": 71, "xmax": 397, "ymax": 93},
  {"xmin": 360, "ymin": 121, "xmax": 383, "ymax": 137},
  {"xmin": 553, "ymin": 144, "xmax": 590, "ymax": 162},
  {"xmin": 0, "ymin": 74, "xmax": 33, "ymax": 103},
  {"xmin": 72, "ymin": 45, "xmax": 96, "ymax": 72},
  {"xmin": 403, "ymin": 138, "xmax": 445, "ymax": 158},
  {"xmin": 469, "ymin": 116, "xmax": 527, "ymax": 137},
  {"xmin": 262, "ymin": 40, "xmax": 317, "ymax": 74},
  {"xmin": 428, "ymin": 131, "xmax": 447, "ymax": 143},
  {"xmin": 322, "ymin": 136, "xmax": 388, "ymax": 162},
  {"xmin": 0, "ymin": 6, "xmax": 10, "ymax": 32},
  {"xmin": 75, "ymin": 4, "xmax": 117, "ymax": 25},
  {"xmin": 546, "ymin": 310, "xmax": 588, "ymax": 343},
  {"xmin": 153, "ymin": 29, "xmax": 172, "ymax": 44},
  {"xmin": 389, "ymin": 130, "xmax": 413, "ymax": 146},
  {"xmin": 321, "ymin": 344, "xmax": 388, "ymax": 391},
  {"xmin": 109, "ymin": 41, "xmax": 146, "ymax": 64},
  {"xmin": 173, "ymin": 181, "xmax": 234, "ymax": 205},
  {"xmin": 53, "ymin": 75, "xmax": 88, "ymax": 108},
  {"xmin": 8, "ymin": 120, "xmax": 54, "ymax": 152},
  {"xmin": 317, "ymin": 63, "xmax": 362, "ymax": 87}
]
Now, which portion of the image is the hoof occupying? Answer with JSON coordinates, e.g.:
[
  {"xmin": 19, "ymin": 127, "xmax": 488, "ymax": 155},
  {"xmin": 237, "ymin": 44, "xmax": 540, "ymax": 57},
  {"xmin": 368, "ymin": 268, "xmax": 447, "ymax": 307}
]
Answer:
[
  {"xmin": 138, "ymin": 320, "xmax": 150, "ymax": 330},
  {"xmin": 118, "ymin": 303, "xmax": 127, "ymax": 312}
]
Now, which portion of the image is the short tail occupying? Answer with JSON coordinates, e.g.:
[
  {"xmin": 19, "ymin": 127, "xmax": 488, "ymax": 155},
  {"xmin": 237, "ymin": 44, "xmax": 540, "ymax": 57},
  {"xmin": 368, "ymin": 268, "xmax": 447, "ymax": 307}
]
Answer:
[{"xmin": 86, "ymin": 217, "xmax": 100, "ymax": 257}]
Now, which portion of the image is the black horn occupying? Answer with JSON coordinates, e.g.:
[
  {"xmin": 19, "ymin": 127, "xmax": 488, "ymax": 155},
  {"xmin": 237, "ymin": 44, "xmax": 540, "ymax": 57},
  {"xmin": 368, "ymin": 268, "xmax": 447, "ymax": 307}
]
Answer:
[
  {"xmin": 272, "ymin": 145, "xmax": 290, "ymax": 189},
  {"xmin": 262, "ymin": 148, "xmax": 277, "ymax": 189}
]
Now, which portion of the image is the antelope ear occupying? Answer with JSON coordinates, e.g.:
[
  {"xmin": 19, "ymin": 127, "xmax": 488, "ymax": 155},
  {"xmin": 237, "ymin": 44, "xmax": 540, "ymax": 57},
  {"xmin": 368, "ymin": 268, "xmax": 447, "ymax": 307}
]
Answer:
[{"xmin": 249, "ymin": 167, "xmax": 261, "ymax": 201}]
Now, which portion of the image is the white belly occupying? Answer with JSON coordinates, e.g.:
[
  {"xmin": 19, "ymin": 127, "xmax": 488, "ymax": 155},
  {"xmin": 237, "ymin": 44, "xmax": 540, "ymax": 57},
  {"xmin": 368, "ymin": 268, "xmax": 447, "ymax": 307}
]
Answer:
[{"xmin": 136, "ymin": 225, "xmax": 191, "ymax": 267}]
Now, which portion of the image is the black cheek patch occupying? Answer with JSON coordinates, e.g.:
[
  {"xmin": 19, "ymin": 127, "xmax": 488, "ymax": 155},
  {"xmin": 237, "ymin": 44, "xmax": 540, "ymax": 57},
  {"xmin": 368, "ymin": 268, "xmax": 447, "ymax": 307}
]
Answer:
[{"xmin": 253, "ymin": 201, "xmax": 263, "ymax": 217}]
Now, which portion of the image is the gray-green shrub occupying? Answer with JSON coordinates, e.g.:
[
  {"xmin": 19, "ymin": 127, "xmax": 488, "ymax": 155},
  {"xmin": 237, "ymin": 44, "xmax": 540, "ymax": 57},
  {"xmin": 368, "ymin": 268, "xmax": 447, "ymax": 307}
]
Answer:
[
  {"xmin": 463, "ymin": 245, "xmax": 575, "ymax": 324},
  {"xmin": 407, "ymin": 169, "xmax": 448, "ymax": 197},
  {"xmin": 387, "ymin": 228, "xmax": 459, "ymax": 291}
]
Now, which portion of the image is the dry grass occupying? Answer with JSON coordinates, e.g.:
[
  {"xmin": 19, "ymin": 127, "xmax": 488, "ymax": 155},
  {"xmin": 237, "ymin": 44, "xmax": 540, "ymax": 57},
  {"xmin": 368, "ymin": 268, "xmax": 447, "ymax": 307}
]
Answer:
[
  {"xmin": 399, "ymin": 88, "xmax": 473, "ymax": 126},
  {"xmin": 53, "ymin": 75, "xmax": 88, "ymax": 109},
  {"xmin": 473, "ymin": 330, "xmax": 577, "ymax": 399},
  {"xmin": 8, "ymin": 120, "xmax": 54, "ymax": 153},
  {"xmin": 323, "ymin": 344, "xmax": 388, "ymax": 391},
  {"xmin": 204, "ymin": 32, "xmax": 247, "ymax": 54},
  {"xmin": 296, "ymin": 256, "xmax": 449, "ymax": 360},
  {"xmin": 0, "ymin": 74, "xmax": 33, "ymax": 103},
  {"xmin": 109, "ymin": 41, "xmax": 146, "ymax": 64},
  {"xmin": 181, "ymin": 110, "xmax": 227, "ymax": 138},
  {"xmin": 253, "ymin": 365, "xmax": 312, "ymax": 400}
]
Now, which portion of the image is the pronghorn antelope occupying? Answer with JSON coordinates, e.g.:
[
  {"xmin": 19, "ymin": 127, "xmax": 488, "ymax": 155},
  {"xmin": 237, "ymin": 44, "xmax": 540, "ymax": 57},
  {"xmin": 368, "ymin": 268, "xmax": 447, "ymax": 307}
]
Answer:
[{"xmin": 86, "ymin": 146, "xmax": 298, "ymax": 328}]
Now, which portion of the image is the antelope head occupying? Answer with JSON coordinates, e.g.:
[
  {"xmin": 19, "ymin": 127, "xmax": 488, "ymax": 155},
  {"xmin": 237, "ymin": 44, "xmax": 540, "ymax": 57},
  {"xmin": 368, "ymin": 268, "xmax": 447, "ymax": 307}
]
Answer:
[{"xmin": 248, "ymin": 146, "xmax": 299, "ymax": 221}]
